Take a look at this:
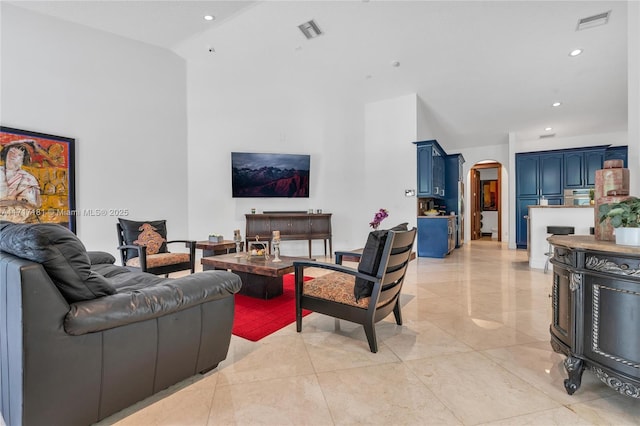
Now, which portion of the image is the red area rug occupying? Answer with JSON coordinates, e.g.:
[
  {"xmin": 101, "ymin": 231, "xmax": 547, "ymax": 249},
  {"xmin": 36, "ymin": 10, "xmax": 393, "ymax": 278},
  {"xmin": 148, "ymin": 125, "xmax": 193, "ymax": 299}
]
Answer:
[{"xmin": 232, "ymin": 274, "xmax": 312, "ymax": 341}]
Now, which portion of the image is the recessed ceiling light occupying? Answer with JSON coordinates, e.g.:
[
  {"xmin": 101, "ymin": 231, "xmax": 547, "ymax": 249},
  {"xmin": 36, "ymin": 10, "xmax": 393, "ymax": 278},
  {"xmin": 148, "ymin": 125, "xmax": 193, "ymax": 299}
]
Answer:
[
  {"xmin": 569, "ymin": 49, "xmax": 583, "ymax": 57},
  {"xmin": 391, "ymin": 60, "xmax": 400, "ymax": 67},
  {"xmin": 204, "ymin": 15, "xmax": 215, "ymax": 21},
  {"xmin": 552, "ymin": 102, "xmax": 562, "ymax": 107},
  {"xmin": 545, "ymin": 127, "xmax": 553, "ymax": 131}
]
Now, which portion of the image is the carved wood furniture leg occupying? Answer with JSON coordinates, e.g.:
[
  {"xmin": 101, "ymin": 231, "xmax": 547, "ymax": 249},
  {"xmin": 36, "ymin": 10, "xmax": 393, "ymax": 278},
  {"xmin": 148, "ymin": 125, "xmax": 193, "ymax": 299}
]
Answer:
[{"xmin": 563, "ymin": 356, "xmax": 585, "ymax": 395}]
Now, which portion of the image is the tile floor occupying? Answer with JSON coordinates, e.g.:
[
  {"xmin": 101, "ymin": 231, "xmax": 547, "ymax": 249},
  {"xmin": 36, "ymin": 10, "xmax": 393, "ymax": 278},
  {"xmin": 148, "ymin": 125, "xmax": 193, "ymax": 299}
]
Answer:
[{"xmin": 97, "ymin": 241, "xmax": 640, "ymax": 425}]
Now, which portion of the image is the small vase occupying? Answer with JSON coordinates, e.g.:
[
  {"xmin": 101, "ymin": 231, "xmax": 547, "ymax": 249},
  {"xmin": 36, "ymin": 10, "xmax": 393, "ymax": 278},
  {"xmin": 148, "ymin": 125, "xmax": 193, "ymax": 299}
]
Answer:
[{"xmin": 614, "ymin": 227, "xmax": 640, "ymax": 246}]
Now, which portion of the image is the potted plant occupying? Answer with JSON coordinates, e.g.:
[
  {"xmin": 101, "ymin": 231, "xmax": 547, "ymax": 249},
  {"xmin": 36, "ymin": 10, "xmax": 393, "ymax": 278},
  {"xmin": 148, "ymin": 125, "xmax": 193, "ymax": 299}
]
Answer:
[{"xmin": 598, "ymin": 197, "xmax": 640, "ymax": 246}]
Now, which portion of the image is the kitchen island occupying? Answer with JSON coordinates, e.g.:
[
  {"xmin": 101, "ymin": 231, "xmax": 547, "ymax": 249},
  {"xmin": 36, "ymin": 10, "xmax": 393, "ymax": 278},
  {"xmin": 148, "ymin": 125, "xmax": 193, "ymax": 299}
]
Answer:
[{"xmin": 528, "ymin": 205, "xmax": 594, "ymax": 270}]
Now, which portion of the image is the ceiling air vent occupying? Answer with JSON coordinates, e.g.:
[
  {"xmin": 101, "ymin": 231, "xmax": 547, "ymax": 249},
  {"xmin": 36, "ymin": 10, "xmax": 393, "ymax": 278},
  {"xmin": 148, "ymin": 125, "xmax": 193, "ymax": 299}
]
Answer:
[
  {"xmin": 539, "ymin": 133, "xmax": 556, "ymax": 139},
  {"xmin": 298, "ymin": 20, "xmax": 322, "ymax": 39},
  {"xmin": 576, "ymin": 11, "xmax": 611, "ymax": 31}
]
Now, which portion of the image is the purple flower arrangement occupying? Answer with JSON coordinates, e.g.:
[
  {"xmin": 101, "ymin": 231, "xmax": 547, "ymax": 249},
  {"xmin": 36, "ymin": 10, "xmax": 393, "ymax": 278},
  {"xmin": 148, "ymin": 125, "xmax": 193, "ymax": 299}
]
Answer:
[{"xmin": 369, "ymin": 208, "xmax": 389, "ymax": 230}]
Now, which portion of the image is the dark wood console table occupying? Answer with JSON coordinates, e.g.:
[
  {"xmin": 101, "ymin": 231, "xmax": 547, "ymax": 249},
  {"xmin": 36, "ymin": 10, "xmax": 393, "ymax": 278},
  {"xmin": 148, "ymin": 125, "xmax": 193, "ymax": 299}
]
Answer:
[
  {"xmin": 548, "ymin": 235, "xmax": 640, "ymax": 399},
  {"xmin": 245, "ymin": 213, "xmax": 332, "ymax": 258}
]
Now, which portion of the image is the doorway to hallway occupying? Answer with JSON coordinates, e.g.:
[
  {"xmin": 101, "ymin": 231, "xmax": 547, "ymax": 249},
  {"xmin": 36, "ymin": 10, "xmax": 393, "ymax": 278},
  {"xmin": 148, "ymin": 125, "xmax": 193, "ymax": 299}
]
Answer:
[{"xmin": 470, "ymin": 161, "xmax": 502, "ymax": 242}]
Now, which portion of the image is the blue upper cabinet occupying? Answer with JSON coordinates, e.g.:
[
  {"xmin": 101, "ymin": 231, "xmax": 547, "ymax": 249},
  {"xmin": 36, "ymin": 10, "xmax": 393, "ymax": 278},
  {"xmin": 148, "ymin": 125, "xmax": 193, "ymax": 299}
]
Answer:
[
  {"xmin": 540, "ymin": 154, "xmax": 564, "ymax": 196},
  {"xmin": 416, "ymin": 144, "xmax": 433, "ymax": 196},
  {"xmin": 564, "ymin": 148, "xmax": 604, "ymax": 188},
  {"xmin": 516, "ymin": 155, "xmax": 539, "ymax": 197},
  {"xmin": 414, "ymin": 140, "xmax": 447, "ymax": 198}
]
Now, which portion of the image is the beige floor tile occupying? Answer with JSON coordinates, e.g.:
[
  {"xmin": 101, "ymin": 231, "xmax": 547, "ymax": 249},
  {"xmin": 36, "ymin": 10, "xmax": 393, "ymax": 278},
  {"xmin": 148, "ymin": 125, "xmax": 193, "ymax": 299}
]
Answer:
[
  {"xmin": 216, "ymin": 334, "xmax": 315, "ymax": 386},
  {"xmin": 427, "ymin": 314, "xmax": 540, "ymax": 351},
  {"xmin": 209, "ymin": 374, "xmax": 333, "ymax": 425},
  {"xmin": 482, "ymin": 309, "xmax": 555, "ymax": 341},
  {"xmin": 300, "ymin": 328, "xmax": 401, "ymax": 373},
  {"xmin": 477, "ymin": 407, "xmax": 593, "ymax": 425},
  {"xmin": 317, "ymin": 362, "xmax": 462, "ymax": 425},
  {"xmin": 406, "ymin": 351, "xmax": 560, "ymax": 425},
  {"xmin": 379, "ymin": 319, "xmax": 474, "ymax": 361},
  {"xmin": 568, "ymin": 394, "xmax": 640, "ymax": 425},
  {"xmin": 482, "ymin": 341, "xmax": 613, "ymax": 405}
]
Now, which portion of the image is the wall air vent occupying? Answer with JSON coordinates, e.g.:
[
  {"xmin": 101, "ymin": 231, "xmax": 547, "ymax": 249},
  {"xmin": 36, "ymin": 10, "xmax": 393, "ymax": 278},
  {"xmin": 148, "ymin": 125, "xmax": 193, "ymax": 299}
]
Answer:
[
  {"xmin": 298, "ymin": 20, "xmax": 322, "ymax": 39},
  {"xmin": 539, "ymin": 133, "xmax": 556, "ymax": 139},
  {"xmin": 576, "ymin": 11, "xmax": 611, "ymax": 31}
]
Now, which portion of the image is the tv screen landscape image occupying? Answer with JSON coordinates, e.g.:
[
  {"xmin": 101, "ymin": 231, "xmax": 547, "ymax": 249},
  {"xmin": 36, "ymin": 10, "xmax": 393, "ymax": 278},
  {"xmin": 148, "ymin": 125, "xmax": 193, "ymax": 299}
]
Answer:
[{"xmin": 231, "ymin": 152, "xmax": 310, "ymax": 198}]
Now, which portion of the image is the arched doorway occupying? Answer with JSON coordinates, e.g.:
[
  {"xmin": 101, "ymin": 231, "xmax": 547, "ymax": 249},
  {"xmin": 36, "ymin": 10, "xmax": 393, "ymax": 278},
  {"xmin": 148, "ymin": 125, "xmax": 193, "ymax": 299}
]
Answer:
[{"xmin": 470, "ymin": 161, "xmax": 502, "ymax": 241}]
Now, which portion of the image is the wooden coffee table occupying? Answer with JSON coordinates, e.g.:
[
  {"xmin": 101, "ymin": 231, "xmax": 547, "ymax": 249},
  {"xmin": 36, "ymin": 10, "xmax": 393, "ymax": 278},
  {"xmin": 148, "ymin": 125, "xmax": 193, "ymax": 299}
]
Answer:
[{"xmin": 201, "ymin": 253, "xmax": 313, "ymax": 299}]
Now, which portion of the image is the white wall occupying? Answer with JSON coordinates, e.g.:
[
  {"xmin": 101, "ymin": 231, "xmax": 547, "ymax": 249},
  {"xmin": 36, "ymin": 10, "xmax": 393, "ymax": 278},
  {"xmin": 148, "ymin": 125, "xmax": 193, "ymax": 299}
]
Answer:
[
  {"xmin": 630, "ymin": 1, "xmax": 640, "ymax": 194},
  {"xmin": 1, "ymin": 4, "xmax": 188, "ymax": 257},
  {"xmin": 364, "ymin": 94, "xmax": 418, "ymax": 234}
]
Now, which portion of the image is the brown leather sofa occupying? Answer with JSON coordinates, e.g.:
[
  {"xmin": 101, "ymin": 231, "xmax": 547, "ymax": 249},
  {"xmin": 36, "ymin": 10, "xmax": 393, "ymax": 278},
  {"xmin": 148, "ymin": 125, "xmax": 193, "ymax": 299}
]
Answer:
[{"xmin": 0, "ymin": 222, "xmax": 241, "ymax": 426}]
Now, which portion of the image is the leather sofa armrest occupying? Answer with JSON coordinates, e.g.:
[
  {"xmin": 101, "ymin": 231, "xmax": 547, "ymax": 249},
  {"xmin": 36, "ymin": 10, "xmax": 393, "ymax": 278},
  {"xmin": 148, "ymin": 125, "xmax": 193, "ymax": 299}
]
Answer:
[
  {"xmin": 65, "ymin": 270, "xmax": 241, "ymax": 335},
  {"xmin": 87, "ymin": 251, "xmax": 116, "ymax": 265}
]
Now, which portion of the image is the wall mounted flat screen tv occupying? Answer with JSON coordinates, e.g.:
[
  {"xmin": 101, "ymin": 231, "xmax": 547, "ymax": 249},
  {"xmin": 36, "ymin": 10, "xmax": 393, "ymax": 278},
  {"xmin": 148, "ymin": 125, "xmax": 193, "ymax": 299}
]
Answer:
[{"xmin": 231, "ymin": 152, "xmax": 310, "ymax": 198}]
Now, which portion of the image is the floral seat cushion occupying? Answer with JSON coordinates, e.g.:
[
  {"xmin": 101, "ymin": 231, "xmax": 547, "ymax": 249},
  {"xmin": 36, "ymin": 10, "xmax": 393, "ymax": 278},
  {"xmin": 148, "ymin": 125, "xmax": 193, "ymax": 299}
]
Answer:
[
  {"xmin": 302, "ymin": 271, "xmax": 386, "ymax": 308},
  {"xmin": 126, "ymin": 252, "xmax": 190, "ymax": 269}
]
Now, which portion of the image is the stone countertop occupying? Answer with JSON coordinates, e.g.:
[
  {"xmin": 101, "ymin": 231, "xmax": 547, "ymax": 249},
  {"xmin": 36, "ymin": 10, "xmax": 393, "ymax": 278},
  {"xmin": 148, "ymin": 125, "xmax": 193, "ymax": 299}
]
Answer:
[
  {"xmin": 529, "ymin": 205, "xmax": 594, "ymax": 209},
  {"xmin": 548, "ymin": 235, "xmax": 640, "ymax": 255},
  {"xmin": 417, "ymin": 214, "xmax": 457, "ymax": 218}
]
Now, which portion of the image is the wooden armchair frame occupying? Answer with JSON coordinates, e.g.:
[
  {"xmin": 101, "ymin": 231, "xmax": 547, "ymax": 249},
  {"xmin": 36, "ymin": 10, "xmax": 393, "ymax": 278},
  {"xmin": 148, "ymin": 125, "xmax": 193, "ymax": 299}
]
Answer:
[
  {"xmin": 116, "ymin": 223, "xmax": 196, "ymax": 276},
  {"xmin": 294, "ymin": 227, "xmax": 416, "ymax": 352}
]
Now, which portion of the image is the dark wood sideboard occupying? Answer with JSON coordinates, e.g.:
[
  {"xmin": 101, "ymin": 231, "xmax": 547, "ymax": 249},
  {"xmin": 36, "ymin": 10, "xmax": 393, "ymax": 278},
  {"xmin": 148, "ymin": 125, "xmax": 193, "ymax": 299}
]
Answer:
[
  {"xmin": 549, "ymin": 235, "xmax": 640, "ymax": 399},
  {"xmin": 245, "ymin": 213, "xmax": 332, "ymax": 258}
]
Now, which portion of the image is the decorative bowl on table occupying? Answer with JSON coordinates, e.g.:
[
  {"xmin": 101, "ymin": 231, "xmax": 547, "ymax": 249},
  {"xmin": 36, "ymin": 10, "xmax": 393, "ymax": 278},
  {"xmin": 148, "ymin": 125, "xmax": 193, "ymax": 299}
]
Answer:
[{"xmin": 424, "ymin": 211, "xmax": 439, "ymax": 216}]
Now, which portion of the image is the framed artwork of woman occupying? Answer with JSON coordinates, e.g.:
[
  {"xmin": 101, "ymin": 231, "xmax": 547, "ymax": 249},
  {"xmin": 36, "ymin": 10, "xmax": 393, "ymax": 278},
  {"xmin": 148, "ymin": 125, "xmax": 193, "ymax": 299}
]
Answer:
[{"xmin": 0, "ymin": 126, "xmax": 76, "ymax": 232}]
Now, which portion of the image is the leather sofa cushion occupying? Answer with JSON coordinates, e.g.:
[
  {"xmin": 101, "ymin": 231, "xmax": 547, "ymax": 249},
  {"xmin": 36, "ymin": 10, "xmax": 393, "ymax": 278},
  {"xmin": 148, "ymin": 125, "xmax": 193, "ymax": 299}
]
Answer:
[
  {"xmin": 65, "ymin": 270, "xmax": 242, "ymax": 335},
  {"xmin": 118, "ymin": 218, "xmax": 168, "ymax": 261},
  {"xmin": 354, "ymin": 223, "xmax": 408, "ymax": 301},
  {"xmin": 0, "ymin": 222, "xmax": 116, "ymax": 302}
]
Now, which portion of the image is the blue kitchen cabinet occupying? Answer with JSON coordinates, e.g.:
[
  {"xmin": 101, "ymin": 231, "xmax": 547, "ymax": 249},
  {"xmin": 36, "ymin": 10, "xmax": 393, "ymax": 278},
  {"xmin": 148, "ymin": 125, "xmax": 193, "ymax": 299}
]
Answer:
[
  {"xmin": 540, "ymin": 154, "xmax": 564, "ymax": 197},
  {"xmin": 516, "ymin": 155, "xmax": 539, "ymax": 197},
  {"xmin": 414, "ymin": 140, "xmax": 446, "ymax": 198},
  {"xmin": 564, "ymin": 148, "xmax": 604, "ymax": 188},
  {"xmin": 417, "ymin": 217, "xmax": 455, "ymax": 258},
  {"xmin": 515, "ymin": 152, "xmax": 563, "ymax": 249},
  {"xmin": 445, "ymin": 153, "xmax": 465, "ymax": 248},
  {"xmin": 516, "ymin": 152, "xmax": 563, "ymax": 198},
  {"xmin": 516, "ymin": 198, "xmax": 537, "ymax": 249}
]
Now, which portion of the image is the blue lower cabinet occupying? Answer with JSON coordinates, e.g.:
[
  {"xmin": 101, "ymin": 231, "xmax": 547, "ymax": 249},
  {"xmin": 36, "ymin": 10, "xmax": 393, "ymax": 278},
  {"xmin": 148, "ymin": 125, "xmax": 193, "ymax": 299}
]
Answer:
[{"xmin": 417, "ymin": 217, "xmax": 455, "ymax": 258}]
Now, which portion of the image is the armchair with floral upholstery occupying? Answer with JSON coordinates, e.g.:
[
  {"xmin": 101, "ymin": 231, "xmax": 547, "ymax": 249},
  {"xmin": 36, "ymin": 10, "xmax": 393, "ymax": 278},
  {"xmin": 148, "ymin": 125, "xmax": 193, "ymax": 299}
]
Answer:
[
  {"xmin": 293, "ymin": 225, "xmax": 416, "ymax": 352},
  {"xmin": 116, "ymin": 218, "xmax": 195, "ymax": 276}
]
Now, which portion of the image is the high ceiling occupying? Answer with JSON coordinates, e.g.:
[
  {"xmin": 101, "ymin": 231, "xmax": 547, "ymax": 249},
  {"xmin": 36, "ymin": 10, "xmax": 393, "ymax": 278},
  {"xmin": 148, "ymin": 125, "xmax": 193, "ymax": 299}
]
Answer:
[{"xmin": 8, "ymin": 1, "xmax": 630, "ymax": 148}]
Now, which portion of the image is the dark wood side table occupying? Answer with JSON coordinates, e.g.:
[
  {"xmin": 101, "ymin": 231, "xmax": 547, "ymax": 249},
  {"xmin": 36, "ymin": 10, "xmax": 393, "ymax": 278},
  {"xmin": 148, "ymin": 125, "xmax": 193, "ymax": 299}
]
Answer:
[{"xmin": 196, "ymin": 240, "xmax": 244, "ymax": 257}]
